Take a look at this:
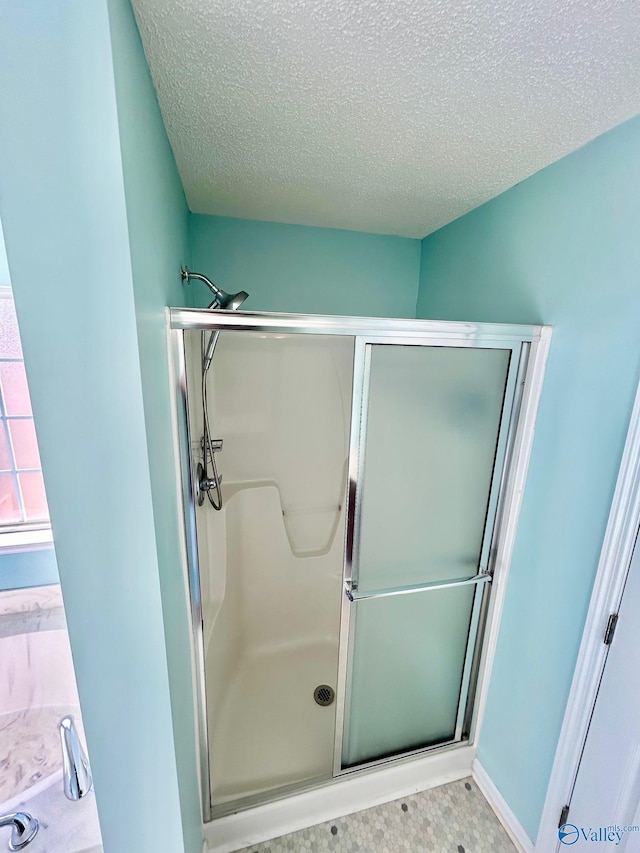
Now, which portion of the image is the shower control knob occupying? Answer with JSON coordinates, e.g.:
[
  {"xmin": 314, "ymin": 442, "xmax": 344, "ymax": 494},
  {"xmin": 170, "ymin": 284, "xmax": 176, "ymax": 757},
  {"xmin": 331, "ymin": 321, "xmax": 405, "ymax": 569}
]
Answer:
[
  {"xmin": 196, "ymin": 462, "xmax": 223, "ymax": 506},
  {"xmin": 200, "ymin": 475, "xmax": 222, "ymax": 490}
]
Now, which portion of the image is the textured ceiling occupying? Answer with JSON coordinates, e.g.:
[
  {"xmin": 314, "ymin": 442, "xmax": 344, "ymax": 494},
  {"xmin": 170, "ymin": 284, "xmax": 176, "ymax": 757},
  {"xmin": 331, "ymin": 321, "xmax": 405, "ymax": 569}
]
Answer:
[{"xmin": 132, "ymin": 0, "xmax": 640, "ymax": 238}]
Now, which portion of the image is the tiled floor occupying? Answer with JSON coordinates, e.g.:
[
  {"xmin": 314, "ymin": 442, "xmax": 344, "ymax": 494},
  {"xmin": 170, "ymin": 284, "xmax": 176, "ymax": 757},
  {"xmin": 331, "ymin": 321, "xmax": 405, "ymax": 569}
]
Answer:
[{"xmin": 237, "ymin": 778, "xmax": 517, "ymax": 853}]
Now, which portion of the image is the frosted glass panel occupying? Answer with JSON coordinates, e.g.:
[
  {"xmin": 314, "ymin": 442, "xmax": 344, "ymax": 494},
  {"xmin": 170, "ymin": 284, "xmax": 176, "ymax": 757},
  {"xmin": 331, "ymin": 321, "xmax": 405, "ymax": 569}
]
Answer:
[
  {"xmin": 357, "ymin": 345, "xmax": 509, "ymax": 592},
  {"xmin": 343, "ymin": 585, "xmax": 475, "ymax": 767}
]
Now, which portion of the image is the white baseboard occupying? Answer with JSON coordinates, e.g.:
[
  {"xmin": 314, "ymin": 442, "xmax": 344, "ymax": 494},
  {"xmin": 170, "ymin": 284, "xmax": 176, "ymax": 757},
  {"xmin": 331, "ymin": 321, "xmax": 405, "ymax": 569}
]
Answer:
[
  {"xmin": 204, "ymin": 745, "xmax": 474, "ymax": 852},
  {"xmin": 473, "ymin": 760, "xmax": 534, "ymax": 853}
]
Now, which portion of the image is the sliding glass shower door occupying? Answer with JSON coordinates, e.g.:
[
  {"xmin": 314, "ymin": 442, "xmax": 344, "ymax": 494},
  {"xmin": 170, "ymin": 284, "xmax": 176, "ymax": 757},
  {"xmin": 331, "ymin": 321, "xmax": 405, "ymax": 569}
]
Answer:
[
  {"xmin": 340, "ymin": 342, "xmax": 515, "ymax": 769},
  {"xmin": 170, "ymin": 307, "xmax": 546, "ymax": 820}
]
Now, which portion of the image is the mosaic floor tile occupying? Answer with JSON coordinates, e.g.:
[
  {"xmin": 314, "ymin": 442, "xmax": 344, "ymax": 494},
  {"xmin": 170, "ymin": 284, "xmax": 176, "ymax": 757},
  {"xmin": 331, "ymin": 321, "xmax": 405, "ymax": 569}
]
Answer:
[{"xmin": 237, "ymin": 777, "xmax": 517, "ymax": 852}]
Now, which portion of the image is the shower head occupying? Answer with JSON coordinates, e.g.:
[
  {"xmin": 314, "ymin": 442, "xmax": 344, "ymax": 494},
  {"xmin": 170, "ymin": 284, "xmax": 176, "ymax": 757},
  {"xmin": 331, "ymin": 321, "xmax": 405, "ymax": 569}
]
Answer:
[
  {"xmin": 218, "ymin": 288, "xmax": 249, "ymax": 311},
  {"xmin": 181, "ymin": 267, "xmax": 248, "ymax": 311}
]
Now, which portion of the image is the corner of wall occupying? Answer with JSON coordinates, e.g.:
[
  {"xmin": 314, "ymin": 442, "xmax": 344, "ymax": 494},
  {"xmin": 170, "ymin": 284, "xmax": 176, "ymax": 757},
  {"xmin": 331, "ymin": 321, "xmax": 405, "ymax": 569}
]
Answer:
[
  {"xmin": 414, "ymin": 232, "xmax": 429, "ymax": 318},
  {"xmin": 104, "ymin": 1, "xmax": 202, "ymax": 850}
]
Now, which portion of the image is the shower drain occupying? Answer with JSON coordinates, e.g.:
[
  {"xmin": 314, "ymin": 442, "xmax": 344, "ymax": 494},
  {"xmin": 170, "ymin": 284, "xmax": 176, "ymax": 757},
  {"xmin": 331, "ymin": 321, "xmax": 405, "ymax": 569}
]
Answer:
[{"xmin": 314, "ymin": 685, "xmax": 335, "ymax": 706}]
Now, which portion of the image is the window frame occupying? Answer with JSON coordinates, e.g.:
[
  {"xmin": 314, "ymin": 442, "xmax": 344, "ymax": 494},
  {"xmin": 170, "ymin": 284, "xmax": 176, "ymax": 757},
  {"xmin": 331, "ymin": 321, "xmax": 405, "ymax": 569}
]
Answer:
[{"xmin": 0, "ymin": 286, "xmax": 52, "ymax": 549}]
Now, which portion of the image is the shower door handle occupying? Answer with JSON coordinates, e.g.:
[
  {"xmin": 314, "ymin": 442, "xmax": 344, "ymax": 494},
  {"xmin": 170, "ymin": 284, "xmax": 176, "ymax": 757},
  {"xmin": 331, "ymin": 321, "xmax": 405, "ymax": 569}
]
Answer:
[{"xmin": 344, "ymin": 572, "xmax": 491, "ymax": 602}]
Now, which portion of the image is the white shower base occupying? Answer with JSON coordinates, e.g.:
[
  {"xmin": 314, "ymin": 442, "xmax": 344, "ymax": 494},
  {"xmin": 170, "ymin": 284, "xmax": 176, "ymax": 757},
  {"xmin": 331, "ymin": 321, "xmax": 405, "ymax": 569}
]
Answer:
[{"xmin": 210, "ymin": 639, "xmax": 338, "ymax": 805}]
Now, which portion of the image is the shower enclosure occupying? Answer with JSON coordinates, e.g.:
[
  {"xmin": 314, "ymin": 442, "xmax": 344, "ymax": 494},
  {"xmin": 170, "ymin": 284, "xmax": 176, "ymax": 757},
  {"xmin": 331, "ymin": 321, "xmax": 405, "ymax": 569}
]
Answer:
[{"xmin": 169, "ymin": 309, "xmax": 549, "ymax": 822}]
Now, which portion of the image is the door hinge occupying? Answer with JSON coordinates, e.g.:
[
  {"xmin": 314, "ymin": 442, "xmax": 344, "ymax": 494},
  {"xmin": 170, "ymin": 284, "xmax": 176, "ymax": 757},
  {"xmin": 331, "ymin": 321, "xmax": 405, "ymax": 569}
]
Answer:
[
  {"xmin": 559, "ymin": 804, "xmax": 570, "ymax": 828},
  {"xmin": 604, "ymin": 613, "xmax": 619, "ymax": 645}
]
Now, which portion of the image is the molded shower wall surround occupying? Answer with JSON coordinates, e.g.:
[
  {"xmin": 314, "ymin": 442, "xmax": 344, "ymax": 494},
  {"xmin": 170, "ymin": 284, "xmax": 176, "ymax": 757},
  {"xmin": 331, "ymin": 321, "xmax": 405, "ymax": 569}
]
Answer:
[
  {"xmin": 0, "ymin": 1, "xmax": 199, "ymax": 852},
  {"xmin": 417, "ymin": 114, "xmax": 640, "ymax": 843}
]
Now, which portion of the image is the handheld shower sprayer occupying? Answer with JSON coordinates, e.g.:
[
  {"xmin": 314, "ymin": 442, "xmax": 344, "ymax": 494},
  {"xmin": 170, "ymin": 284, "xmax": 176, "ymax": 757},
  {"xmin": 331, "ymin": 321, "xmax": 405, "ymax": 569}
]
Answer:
[{"xmin": 180, "ymin": 268, "xmax": 250, "ymax": 511}]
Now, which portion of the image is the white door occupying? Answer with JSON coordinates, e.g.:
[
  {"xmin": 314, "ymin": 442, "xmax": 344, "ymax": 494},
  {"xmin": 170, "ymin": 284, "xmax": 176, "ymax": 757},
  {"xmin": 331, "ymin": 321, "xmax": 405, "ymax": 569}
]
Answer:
[{"xmin": 561, "ymin": 533, "xmax": 640, "ymax": 851}]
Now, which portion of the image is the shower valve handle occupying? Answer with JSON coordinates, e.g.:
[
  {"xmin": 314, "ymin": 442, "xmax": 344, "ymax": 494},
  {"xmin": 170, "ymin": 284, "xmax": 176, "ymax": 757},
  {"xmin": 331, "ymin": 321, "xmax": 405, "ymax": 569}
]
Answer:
[{"xmin": 200, "ymin": 474, "xmax": 222, "ymax": 490}]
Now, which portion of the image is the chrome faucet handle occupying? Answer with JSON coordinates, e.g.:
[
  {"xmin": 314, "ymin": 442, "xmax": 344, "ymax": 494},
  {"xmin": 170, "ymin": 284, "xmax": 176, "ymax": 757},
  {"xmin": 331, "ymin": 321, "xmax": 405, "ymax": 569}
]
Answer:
[
  {"xmin": 0, "ymin": 812, "xmax": 39, "ymax": 850},
  {"xmin": 58, "ymin": 715, "xmax": 93, "ymax": 801}
]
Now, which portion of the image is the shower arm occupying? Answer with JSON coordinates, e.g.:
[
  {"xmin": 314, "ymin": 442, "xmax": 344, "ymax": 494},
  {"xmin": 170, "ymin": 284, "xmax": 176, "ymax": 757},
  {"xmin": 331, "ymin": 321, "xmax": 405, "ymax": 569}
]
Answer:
[
  {"xmin": 181, "ymin": 268, "xmax": 224, "ymax": 304},
  {"xmin": 181, "ymin": 267, "xmax": 249, "ymax": 313}
]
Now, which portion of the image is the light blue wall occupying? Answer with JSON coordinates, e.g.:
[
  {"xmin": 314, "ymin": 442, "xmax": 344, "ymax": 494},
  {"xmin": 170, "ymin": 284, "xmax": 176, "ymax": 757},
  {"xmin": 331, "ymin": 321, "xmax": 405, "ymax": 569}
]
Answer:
[
  {"xmin": 0, "ymin": 547, "xmax": 58, "ymax": 591},
  {"xmin": 0, "ymin": 2, "xmax": 190, "ymax": 851},
  {"xmin": 106, "ymin": 2, "xmax": 200, "ymax": 849},
  {"xmin": 190, "ymin": 215, "xmax": 421, "ymax": 316},
  {"xmin": 417, "ymin": 115, "xmax": 640, "ymax": 841}
]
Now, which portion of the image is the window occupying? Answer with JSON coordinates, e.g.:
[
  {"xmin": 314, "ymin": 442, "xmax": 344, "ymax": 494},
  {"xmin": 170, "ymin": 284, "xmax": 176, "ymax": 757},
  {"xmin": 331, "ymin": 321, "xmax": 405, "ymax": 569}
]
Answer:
[{"xmin": 0, "ymin": 287, "xmax": 50, "ymax": 535}]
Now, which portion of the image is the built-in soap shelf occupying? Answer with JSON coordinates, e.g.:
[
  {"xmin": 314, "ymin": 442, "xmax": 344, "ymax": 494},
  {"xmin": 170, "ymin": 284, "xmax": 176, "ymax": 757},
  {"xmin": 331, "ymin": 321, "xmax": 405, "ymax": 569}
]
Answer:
[{"xmin": 213, "ymin": 479, "xmax": 345, "ymax": 558}]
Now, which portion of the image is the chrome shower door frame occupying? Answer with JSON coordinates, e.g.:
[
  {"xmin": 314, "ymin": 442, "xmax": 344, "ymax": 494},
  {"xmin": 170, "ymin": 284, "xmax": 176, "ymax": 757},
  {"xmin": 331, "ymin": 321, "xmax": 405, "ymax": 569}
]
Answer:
[
  {"xmin": 168, "ymin": 308, "xmax": 550, "ymax": 823},
  {"xmin": 169, "ymin": 323, "xmax": 213, "ymax": 821}
]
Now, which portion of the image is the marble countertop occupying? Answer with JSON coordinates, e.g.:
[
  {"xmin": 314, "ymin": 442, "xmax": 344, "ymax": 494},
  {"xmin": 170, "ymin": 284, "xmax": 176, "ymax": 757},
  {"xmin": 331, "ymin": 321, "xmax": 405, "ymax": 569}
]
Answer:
[{"xmin": 0, "ymin": 585, "xmax": 66, "ymax": 639}]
